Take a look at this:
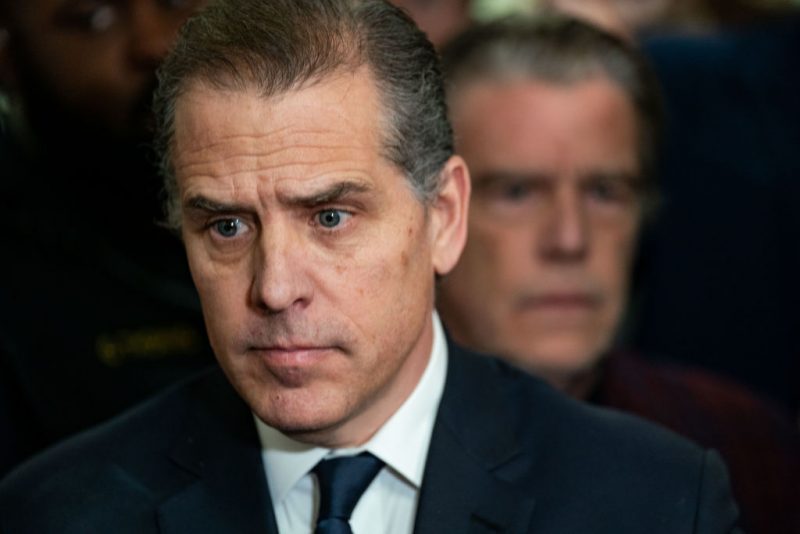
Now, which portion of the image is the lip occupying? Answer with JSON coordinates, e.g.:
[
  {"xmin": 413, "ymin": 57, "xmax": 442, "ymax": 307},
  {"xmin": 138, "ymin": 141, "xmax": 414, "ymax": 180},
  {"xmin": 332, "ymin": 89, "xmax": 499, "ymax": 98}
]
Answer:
[
  {"xmin": 521, "ymin": 293, "xmax": 600, "ymax": 310},
  {"xmin": 249, "ymin": 346, "xmax": 336, "ymax": 368}
]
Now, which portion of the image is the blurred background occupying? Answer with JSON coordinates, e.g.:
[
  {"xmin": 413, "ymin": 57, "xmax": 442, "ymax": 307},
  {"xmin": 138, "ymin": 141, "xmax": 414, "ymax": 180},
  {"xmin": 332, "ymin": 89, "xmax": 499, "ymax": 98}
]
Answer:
[
  {"xmin": 391, "ymin": 0, "xmax": 800, "ymax": 424},
  {"xmin": 0, "ymin": 0, "xmax": 797, "ymax": 490}
]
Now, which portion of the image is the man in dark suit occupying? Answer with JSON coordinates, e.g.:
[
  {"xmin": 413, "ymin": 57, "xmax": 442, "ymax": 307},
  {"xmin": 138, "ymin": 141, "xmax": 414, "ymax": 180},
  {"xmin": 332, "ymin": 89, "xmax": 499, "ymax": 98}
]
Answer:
[
  {"xmin": 436, "ymin": 15, "xmax": 798, "ymax": 534},
  {"xmin": 0, "ymin": 1, "xmax": 740, "ymax": 532}
]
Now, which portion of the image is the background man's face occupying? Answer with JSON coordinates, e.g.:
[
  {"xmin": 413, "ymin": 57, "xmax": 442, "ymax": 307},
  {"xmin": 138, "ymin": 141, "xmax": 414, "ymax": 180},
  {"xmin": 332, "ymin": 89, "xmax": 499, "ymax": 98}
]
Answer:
[
  {"xmin": 438, "ymin": 76, "xmax": 642, "ymax": 387},
  {"xmin": 3, "ymin": 0, "xmax": 204, "ymax": 137},
  {"xmin": 173, "ymin": 69, "xmax": 452, "ymax": 447}
]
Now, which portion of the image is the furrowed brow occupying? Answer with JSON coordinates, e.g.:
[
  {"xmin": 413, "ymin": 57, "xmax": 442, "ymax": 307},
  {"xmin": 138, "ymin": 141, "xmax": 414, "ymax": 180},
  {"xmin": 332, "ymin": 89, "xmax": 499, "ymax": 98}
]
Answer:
[
  {"xmin": 282, "ymin": 180, "xmax": 373, "ymax": 208},
  {"xmin": 184, "ymin": 195, "xmax": 250, "ymax": 215}
]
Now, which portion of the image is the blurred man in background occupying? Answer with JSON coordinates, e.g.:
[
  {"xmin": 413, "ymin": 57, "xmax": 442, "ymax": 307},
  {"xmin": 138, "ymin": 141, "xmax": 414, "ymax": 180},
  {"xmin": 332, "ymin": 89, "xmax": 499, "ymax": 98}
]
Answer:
[
  {"xmin": 438, "ymin": 16, "xmax": 799, "ymax": 534},
  {"xmin": 0, "ymin": 0, "xmax": 212, "ymax": 477},
  {"xmin": 541, "ymin": 0, "xmax": 800, "ymax": 418}
]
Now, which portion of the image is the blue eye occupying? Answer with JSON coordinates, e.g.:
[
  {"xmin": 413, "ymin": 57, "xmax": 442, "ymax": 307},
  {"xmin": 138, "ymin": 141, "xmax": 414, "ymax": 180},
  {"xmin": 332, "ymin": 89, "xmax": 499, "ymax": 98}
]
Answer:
[
  {"xmin": 213, "ymin": 218, "xmax": 244, "ymax": 237},
  {"xmin": 317, "ymin": 210, "xmax": 347, "ymax": 229}
]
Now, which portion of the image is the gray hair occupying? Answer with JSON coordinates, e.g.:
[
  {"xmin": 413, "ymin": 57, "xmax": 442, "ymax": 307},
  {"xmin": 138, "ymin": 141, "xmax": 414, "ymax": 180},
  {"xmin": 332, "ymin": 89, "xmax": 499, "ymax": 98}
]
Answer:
[
  {"xmin": 153, "ymin": 0, "xmax": 453, "ymax": 230},
  {"xmin": 441, "ymin": 14, "xmax": 663, "ymax": 199}
]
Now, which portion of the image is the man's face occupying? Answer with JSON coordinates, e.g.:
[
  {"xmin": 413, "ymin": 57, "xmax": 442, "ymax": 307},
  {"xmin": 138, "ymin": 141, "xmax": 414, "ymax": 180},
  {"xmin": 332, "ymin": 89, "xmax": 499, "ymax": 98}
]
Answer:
[
  {"xmin": 438, "ymin": 77, "xmax": 642, "ymax": 388},
  {"xmin": 3, "ymin": 0, "xmax": 204, "ymax": 138},
  {"xmin": 173, "ymin": 69, "xmax": 468, "ymax": 447}
]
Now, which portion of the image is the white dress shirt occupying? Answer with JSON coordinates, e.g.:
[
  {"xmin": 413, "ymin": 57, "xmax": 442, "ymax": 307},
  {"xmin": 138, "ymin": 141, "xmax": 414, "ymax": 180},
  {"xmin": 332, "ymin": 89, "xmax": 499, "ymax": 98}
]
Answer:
[{"xmin": 255, "ymin": 312, "xmax": 448, "ymax": 534}]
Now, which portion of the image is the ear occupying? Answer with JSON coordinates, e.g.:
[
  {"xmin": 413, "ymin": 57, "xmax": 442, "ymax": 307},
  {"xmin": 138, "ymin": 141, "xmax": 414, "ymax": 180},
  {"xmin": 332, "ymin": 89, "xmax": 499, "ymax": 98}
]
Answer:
[{"xmin": 430, "ymin": 155, "xmax": 471, "ymax": 276}]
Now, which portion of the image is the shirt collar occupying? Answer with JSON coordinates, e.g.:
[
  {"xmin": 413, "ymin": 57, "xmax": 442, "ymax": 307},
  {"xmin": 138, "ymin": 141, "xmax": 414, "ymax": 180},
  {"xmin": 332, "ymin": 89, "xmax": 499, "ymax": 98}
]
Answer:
[{"xmin": 255, "ymin": 312, "xmax": 448, "ymax": 505}]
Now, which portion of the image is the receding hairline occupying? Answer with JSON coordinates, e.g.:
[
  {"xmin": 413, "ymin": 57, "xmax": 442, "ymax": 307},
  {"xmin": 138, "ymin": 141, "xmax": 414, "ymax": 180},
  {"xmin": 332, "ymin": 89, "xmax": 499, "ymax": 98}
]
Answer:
[
  {"xmin": 154, "ymin": 0, "xmax": 453, "ymax": 230},
  {"xmin": 165, "ymin": 63, "xmax": 434, "ymax": 219},
  {"xmin": 167, "ymin": 63, "xmax": 397, "ymax": 163},
  {"xmin": 173, "ymin": 60, "xmax": 371, "ymax": 109},
  {"xmin": 440, "ymin": 16, "xmax": 663, "ymax": 177}
]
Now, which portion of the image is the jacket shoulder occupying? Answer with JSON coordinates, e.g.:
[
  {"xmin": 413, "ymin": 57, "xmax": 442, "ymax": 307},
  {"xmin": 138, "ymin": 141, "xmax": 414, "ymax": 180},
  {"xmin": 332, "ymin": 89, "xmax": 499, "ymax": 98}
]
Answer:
[
  {"xmin": 0, "ymin": 367, "xmax": 221, "ymax": 533},
  {"xmin": 444, "ymin": 346, "xmax": 741, "ymax": 532}
]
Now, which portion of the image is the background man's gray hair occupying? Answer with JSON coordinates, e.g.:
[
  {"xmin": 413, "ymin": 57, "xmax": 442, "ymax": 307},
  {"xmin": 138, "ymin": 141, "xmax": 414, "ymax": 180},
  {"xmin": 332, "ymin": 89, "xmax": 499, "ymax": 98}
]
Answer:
[
  {"xmin": 153, "ymin": 0, "xmax": 453, "ymax": 230},
  {"xmin": 441, "ymin": 14, "xmax": 663, "ymax": 202}
]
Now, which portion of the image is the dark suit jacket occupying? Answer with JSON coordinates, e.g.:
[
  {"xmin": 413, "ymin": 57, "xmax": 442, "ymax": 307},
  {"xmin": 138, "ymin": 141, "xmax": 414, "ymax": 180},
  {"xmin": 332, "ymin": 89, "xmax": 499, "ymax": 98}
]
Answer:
[
  {"xmin": 591, "ymin": 351, "xmax": 800, "ymax": 534},
  {"xmin": 0, "ymin": 344, "xmax": 740, "ymax": 533}
]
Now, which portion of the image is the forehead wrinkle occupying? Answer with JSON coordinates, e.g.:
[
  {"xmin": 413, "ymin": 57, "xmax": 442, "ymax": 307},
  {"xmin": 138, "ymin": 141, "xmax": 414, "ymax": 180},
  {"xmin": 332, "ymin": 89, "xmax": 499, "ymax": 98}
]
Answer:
[
  {"xmin": 176, "ymin": 137, "xmax": 380, "ymax": 179},
  {"xmin": 177, "ymin": 153, "xmax": 378, "ymax": 184},
  {"xmin": 176, "ymin": 119, "xmax": 380, "ymax": 157},
  {"xmin": 175, "ymin": 127, "xmax": 362, "ymax": 157}
]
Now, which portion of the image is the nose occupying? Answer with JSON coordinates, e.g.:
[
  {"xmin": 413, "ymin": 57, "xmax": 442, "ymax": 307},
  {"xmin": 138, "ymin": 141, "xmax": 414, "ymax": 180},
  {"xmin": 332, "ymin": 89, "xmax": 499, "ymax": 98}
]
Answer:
[
  {"xmin": 127, "ymin": 0, "xmax": 186, "ymax": 69},
  {"xmin": 540, "ymin": 187, "xmax": 588, "ymax": 262},
  {"xmin": 250, "ymin": 224, "xmax": 313, "ymax": 314}
]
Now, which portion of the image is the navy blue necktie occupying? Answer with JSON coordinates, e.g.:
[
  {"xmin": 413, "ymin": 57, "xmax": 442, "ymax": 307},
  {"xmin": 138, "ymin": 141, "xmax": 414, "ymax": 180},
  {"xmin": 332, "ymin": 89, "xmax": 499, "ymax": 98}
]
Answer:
[{"xmin": 313, "ymin": 452, "xmax": 384, "ymax": 534}]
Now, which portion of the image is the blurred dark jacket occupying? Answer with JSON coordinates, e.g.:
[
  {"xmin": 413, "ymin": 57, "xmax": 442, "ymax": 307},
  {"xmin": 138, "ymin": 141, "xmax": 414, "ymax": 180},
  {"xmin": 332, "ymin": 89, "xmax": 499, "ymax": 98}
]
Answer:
[
  {"xmin": 0, "ymin": 117, "xmax": 214, "ymax": 478},
  {"xmin": 591, "ymin": 351, "xmax": 800, "ymax": 534},
  {"xmin": 0, "ymin": 346, "xmax": 741, "ymax": 533}
]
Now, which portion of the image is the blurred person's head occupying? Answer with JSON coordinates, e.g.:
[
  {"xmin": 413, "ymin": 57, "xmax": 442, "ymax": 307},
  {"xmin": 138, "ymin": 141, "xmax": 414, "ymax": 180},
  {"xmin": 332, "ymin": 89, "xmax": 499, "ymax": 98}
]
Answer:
[
  {"xmin": 0, "ymin": 0, "xmax": 205, "ymax": 142},
  {"xmin": 389, "ymin": 0, "xmax": 472, "ymax": 48},
  {"xmin": 438, "ymin": 16, "xmax": 662, "ymax": 396}
]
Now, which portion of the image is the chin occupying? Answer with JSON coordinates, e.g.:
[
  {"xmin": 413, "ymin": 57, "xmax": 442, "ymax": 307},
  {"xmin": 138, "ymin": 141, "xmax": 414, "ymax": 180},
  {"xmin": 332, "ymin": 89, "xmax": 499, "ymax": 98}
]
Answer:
[
  {"xmin": 262, "ymin": 413, "xmax": 335, "ymax": 438},
  {"xmin": 250, "ymin": 383, "xmax": 350, "ymax": 438}
]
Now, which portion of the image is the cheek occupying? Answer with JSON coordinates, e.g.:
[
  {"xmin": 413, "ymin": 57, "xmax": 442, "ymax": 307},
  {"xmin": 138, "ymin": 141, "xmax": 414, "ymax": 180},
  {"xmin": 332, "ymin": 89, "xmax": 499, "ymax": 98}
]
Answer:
[
  {"xmin": 197, "ymin": 280, "xmax": 249, "ymax": 361},
  {"xmin": 463, "ymin": 218, "xmax": 532, "ymax": 287},
  {"xmin": 341, "ymin": 220, "xmax": 432, "ymax": 331},
  {"xmin": 358, "ymin": 229, "xmax": 426, "ymax": 302},
  {"xmin": 592, "ymin": 221, "xmax": 639, "ymax": 304},
  {"xmin": 439, "ymin": 221, "xmax": 526, "ymax": 329},
  {"xmin": 184, "ymin": 243, "xmax": 249, "ymax": 343}
]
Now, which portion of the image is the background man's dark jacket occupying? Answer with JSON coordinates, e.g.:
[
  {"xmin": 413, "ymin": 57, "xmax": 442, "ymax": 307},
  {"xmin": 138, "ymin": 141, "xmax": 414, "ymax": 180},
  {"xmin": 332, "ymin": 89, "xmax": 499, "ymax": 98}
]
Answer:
[
  {"xmin": 0, "ymin": 344, "xmax": 740, "ymax": 533},
  {"xmin": 591, "ymin": 351, "xmax": 800, "ymax": 534}
]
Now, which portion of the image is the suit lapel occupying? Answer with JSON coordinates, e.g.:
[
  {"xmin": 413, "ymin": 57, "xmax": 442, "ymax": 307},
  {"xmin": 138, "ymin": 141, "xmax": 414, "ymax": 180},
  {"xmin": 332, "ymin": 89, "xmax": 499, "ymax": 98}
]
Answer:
[
  {"xmin": 157, "ymin": 370, "xmax": 279, "ymax": 534},
  {"xmin": 154, "ymin": 347, "xmax": 537, "ymax": 533},
  {"xmin": 414, "ymin": 344, "xmax": 536, "ymax": 534}
]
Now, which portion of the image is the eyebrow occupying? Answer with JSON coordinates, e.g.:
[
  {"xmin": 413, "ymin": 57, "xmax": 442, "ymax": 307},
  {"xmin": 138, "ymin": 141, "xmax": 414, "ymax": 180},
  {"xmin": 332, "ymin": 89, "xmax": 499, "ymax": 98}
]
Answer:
[
  {"xmin": 279, "ymin": 180, "xmax": 373, "ymax": 208},
  {"xmin": 472, "ymin": 171, "xmax": 550, "ymax": 189},
  {"xmin": 182, "ymin": 180, "xmax": 374, "ymax": 216},
  {"xmin": 473, "ymin": 170, "xmax": 641, "ymax": 187},
  {"xmin": 184, "ymin": 196, "xmax": 251, "ymax": 215}
]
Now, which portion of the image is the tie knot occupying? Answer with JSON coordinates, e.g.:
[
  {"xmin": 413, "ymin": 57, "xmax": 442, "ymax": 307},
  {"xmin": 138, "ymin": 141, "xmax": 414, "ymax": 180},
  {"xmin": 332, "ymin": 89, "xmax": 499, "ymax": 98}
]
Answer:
[{"xmin": 313, "ymin": 452, "xmax": 384, "ymax": 533}]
